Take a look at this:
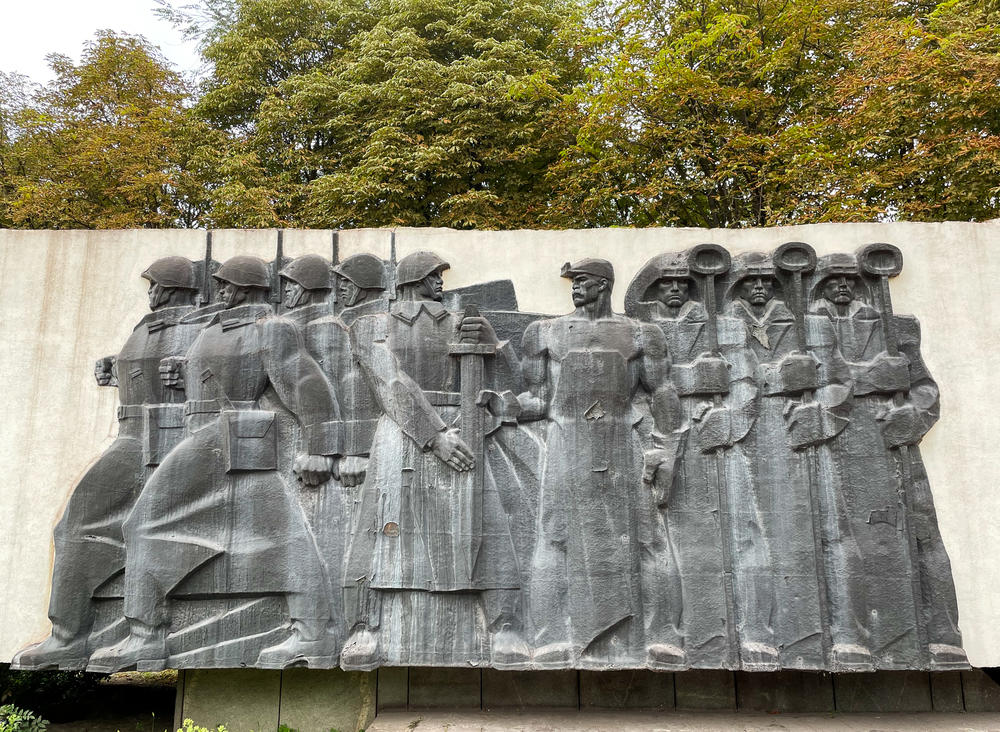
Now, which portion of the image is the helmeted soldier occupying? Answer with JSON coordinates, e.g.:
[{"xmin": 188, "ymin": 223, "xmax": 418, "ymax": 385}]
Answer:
[
  {"xmin": 518, "ymin": 258, "xmax": 685, "ymax": 669},
  {"xmin": 724, "ymin": 252, "xmax": 870, "ymax": 670},
  {"xmin": 340, "ymin": 250, "xmax": 529, "ymax": 670},
  {"xmin": 627, "ymin": 251, "xmax": 778, "ymax": 670},
  {"xmin": 280, "ymin": 253, "xmax": 334, "ymax": 319},
  {"xmin": 87, "ymin": 255, "xmax": 343, "ymax": 672},
  {"xmin": 809, "ymin": 253, "xmax": 966, "ymax": 669},
  {"xmin": 333, "ymin": 253, "xmax": 387, "ymax": 325},
  {"xmin": 279, "ymin": 253, "xmax": 385, "ymax": 606},
  {"xmin": 14, "ymin": 257, "xmax": 206, "ymax": 670}
]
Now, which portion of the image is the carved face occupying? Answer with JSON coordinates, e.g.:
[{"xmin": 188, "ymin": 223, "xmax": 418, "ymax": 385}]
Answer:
[
  {"xmin": 822, "ymin": 275, "xmax": 857, "ymax": 305},
  {"xmin": 337, "ymin": 275, "xmax": 362, "ymax": 307},
  {"xmin": 418, "ymin": 271, "xmax": 444, "ymax": 302},
  {"xmin": 740, "ymin": 276, "xmax": 774, "ymax": 306},
  {"xmin": 282, "ymin": 278, "xmax": 307, "ymax": 309},
  {"xmin": 654, "ymin": 277, "xmax": 690, "ymax": 308},
  {"xmin": 147, "ymin": 281, "xmax": 169, "ymax": 311},
  {"xmin": 571, "ymin": 273, "xmax": 607, "ymax": 306},
  {"xmin": 218, "ymin": 280, "xmax": 249, "ymax": 309}
]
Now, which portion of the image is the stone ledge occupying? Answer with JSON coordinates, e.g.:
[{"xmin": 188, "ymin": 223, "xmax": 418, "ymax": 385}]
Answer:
[{"xmin": 367, "ymin": 710, "xmax": 1000, "ymax": 731}]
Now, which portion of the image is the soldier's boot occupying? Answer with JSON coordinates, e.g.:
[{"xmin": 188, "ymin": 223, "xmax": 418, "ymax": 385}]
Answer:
[
  {"xmin": 647, "ymin": 643, "xmax": 687, "ymax": 670},
  {"xmin": 831, "ymin": 642, "xmax": 874, "ymax": 672},
  {"xmin": 257, "ymin": 620, "xmax": 339, "ymax": 669},
  {"xmin": 739, "ymin": 641, "xmax": 780, "ymax": 672},
  {"xmin": 490, "ymin": 624, "xmax": 530, "ymax": 670},
  {"xmin": 532, "ymin": 641, "xmax": 574, "ymax": 668},
  {"xmin": 340, "ymin": 625, "xmax": 381, "ymax": 671},
  {"xmin": 12, "ymin": 625, "xmax": 88, "ymax": 670},
  {"xmin": 928, "ymin": 643, "xmax": 969, "ymax": 670},
  {"xmin": 87, "ymin": 620, "xmax": 167, "ymax": 673}
]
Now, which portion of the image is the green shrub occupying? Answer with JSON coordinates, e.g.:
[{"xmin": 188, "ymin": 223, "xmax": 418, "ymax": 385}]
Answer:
[
  {"xmin": 176, "ymin": 720, "xmax": 227, "ymax": 732},
  {"xmin": 0, "ymin": 704, "xmax": 48, "ymax": 732},
  {"xmin": 0, "ymin": 665, "xmax": 105, "ymax": 722}
]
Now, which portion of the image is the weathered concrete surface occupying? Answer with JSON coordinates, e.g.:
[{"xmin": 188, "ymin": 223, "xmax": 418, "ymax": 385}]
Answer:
[
  {"xmin": 177, "ymin": 669, "xmax": 281, "ymax": 731},
  {"xmin": 367, "ymin": 710, "xmax": 1000, "ymax": 731},
  {"xmin": 279, "ymin": 669, "xmax": 376, "ymax": 732},
  {"xmin": 2, "ymin": 222, "xmax": 999, "ymax": 666}
]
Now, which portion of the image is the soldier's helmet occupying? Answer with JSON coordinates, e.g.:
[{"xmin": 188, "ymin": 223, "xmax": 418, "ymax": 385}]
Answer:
[
  {"xmin": 142, "ymin": 256, "xmax": 197, "ymax": 290},
  {"xmin": 279, "ymin": 254, "xmax": 333, "ymax": 291},
  {"xmin": 333, "ymin": 253, "xmax": 386, "ymax": 290},
  {"xmin": 396, "ymin": 251, "xmax": 450, "ymax": 287},
  {"xmin": 213, "ymin": 255, "xmax": 270, "ymax": 289},
  {"xmin": 560, "ymin": 258, "xmax": 615, "ymax": 285}
]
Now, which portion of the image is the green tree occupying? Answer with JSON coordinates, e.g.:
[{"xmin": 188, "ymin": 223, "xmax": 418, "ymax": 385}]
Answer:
[
  {"xmin": 177, "ymin": 0, "xmax": 584, "ymax": 228},
  {"xmin": 825, "ymin": 0, "xmax": 1000, "ymax": 221},
  {"xmin": 546, "ymin": 0, "xmax": 1000, "ymax": 227},
  {"xmin": 0, "ymin": 32, "xmax": 216, "ymax": 229}
]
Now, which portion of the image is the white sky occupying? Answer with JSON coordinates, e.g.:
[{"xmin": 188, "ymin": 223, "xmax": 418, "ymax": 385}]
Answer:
[{"xmin": 0, "ymin": 0, "xmax": 202, "ymax": 83}]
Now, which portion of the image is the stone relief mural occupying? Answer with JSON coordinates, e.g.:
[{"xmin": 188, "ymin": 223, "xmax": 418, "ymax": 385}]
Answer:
[{"xmin": 13, "ymin": 238, "xmax": 967, "ymax": 674}]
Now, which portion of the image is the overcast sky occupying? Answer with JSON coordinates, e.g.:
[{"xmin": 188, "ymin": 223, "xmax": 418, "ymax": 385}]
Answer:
[{"xmin": 1, "ymin": 0, "xmax": 202, "ymax": 83}]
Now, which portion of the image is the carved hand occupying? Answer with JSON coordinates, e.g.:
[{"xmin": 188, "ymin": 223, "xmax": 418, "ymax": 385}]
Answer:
[
  {"xmin": 459, "ymin": 315, "xmax": 498, "ymax": 345},
  {"xmin": 293, "ymin": 454, "xmax": 333, "ymax": 486},
  {"xmin": 158, "ymin": 356, "xmax": 186, "ymax": 390},
  {"xmin": 338, "ymin": 456, "xmax": 369, "ymax": 487},
  {"xmin": 695, "ymin": 406, "xmax": 733, "ymax": 452},
  {"xmin": 94, "ymin": 356, "xmax": 116, "ymax": 386},
  {"xmin": 429, "ymin": 428, "xmax": 475, "ymax": 472},
  {"xmin": 784, "ymin": 401, "xmax": 824, "ymax": 449},
  {"xmin": 642, "ymin": 448, "xmax": 675, "ymax": 507},
  {"xmin": 877, "ymin": 404, "xmax": 922, "ymax": 448},
  {"xmin": 477, "ymin": 389, "xmax": 521, "ymax": 423}
]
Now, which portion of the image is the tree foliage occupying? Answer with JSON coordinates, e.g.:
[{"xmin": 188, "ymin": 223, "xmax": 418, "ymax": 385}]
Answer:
[
  {"xmin": 1, "ymin": 0, "xmax": 998, "ymax": 229},
  {"xmin": 0, "ymin": 33, "xmax": 216, "ymax": 228},
  {"xmin": 184, "ymin": 0, "xmax": 584, "ymax": 228}
]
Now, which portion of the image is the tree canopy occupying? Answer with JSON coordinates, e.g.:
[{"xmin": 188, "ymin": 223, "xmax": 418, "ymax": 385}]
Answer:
[{"xmin": 0, "ymin": 0, "xmax": 997, "ymax": 229}]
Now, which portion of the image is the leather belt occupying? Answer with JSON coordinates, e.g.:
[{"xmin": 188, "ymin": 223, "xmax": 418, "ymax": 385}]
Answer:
[
  {"xmin": 184, "ymin": 399, "xmax": 257, "ymax": 416},
  {"xmin": 117, "ymin": 405, "xmax": 144, "ymax": 421}
]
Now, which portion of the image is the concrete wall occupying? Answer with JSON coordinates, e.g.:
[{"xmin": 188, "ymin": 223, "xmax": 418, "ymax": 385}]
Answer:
[{"xmin": 1, "ymin": 222, "xmax": 997, "ymax": 667}]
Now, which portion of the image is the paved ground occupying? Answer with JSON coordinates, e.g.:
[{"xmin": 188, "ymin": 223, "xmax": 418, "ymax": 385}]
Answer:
[{"xmin": 369, "ymin": 710, "xmax": 1000, "ymax": 731}]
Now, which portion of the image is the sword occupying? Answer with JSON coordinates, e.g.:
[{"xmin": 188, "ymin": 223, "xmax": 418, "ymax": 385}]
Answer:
[
  {"xmin": 449, "ymin": 304, "xmax": 496, "ymax": 581},
  {"xmin": 857, "ymin": 241, "xmax": 927, "ymax": 664}
]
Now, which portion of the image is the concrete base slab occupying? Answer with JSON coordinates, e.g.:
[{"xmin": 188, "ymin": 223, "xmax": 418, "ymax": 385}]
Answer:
[{"xmin": 368, "ymin": 710, "xmax": 1000, "ymax": 731}]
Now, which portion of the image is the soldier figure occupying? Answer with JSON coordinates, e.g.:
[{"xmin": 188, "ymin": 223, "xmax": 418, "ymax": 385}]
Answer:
[
  {"xmin": 724, "ymin": 252, "xmax": 870, "ymax": 670},
  {"xmin": 333, "ymin": 253, "xmax": 388, "ymax": 325},
  {"xmin": 341, "ymin": 251, "xmax": 528, "ymax": 669},
  {"xmin": 87, "ymin": 255, "xmax": 343, "ymax": 672},
  {"xmin": 628, "ymin": 252, "xmax": 778, "ymax": 669},
  {"xmin": 519, "ymin": 259, "xmax": 685, "ymax": 669},
  {"xmin": 14, "ymin": 258, "xmax": 205, "ymax": 670},
  {"xmin": 810, "ymin": 253, "xmax": 966, "ymax": 668},
  {"xmin": 279, "ymin": 254, "xmax": 386, "ymax": 601}
]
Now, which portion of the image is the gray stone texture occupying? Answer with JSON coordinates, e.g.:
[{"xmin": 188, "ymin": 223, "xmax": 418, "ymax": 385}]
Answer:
[{"xmin": 3, "ymin": 229, "xmax": 989, "ymax": 674}]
